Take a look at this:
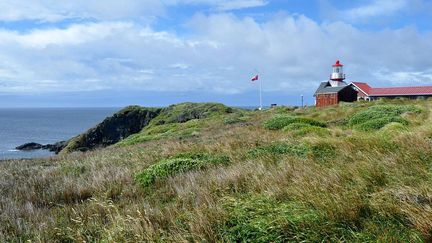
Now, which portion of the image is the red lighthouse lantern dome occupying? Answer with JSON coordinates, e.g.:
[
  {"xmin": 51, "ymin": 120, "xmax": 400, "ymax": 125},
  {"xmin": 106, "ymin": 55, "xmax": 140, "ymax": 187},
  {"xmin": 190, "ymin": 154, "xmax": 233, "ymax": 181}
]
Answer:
[
  {"xmin": 333, "ymin": 60, "xmax": 343, "ymax": 67},
  {"xmin": 330, "ymin": 59, "xmax": 346, "ymax": 87}
]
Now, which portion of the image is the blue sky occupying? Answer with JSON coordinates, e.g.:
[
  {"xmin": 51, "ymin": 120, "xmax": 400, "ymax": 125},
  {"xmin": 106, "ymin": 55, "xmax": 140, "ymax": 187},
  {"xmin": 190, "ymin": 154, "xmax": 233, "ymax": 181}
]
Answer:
[{"xmin": 0, "ymin": 0, "xmax": 431, "ymax": 107}]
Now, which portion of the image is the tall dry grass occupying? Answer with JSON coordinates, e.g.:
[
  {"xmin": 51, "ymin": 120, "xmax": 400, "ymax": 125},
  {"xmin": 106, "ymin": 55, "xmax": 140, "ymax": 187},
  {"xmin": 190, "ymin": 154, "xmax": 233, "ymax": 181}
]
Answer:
[{"xmin": 1, "ymin": 99, "xmax": 432, "ymax": 242}]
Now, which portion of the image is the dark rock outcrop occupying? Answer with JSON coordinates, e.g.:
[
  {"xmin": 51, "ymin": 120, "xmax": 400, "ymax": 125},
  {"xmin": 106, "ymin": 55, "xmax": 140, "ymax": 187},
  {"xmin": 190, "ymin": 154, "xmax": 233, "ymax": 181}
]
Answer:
[
  {"xmin": 60, "ymin": 106, "xmax": 162, "ymax": 154},
  {"xmin": 17, "ymin": 103, "xmax": 233, "ymax": 155},
  {"xmin": 16, "ymin": 142, "xmax": 43, "ymax": 151},
  {"xmin": 42, "ymin": 141, "xmax": 68, "ymax": 153},
  {"xmin": 16, "ymin": 141, "xmax": 67, "ymax": 154}
]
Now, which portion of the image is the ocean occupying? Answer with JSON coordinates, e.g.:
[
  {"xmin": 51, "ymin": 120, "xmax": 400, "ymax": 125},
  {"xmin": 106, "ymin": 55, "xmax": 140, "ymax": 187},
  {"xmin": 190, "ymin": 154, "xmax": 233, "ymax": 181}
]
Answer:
[{"xmin": 0, "ymin": 108, "xmax": 119, "ymax": 160}]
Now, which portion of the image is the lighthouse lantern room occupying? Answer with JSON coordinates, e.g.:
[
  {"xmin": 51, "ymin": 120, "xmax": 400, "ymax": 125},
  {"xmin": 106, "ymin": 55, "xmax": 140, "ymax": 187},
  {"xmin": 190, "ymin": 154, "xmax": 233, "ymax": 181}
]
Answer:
[{"xmin": 330, "ymin": 60, "xmax": 346, "ymax": 87}]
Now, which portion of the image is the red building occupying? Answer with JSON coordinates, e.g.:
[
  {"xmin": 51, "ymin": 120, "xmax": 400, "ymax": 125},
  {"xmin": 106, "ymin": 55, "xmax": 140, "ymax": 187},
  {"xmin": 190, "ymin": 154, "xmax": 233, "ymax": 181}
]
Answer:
[
  {"xmin": 351, "ymin": 82, "xmax": 432, "ymax": 101},
  {"xmin": 315, "ymin": 60, "xmax": 432, "ymax": 107},
  {"xmin": 314, "ymin": 60, "xmax": 357, "ymax": 107}
]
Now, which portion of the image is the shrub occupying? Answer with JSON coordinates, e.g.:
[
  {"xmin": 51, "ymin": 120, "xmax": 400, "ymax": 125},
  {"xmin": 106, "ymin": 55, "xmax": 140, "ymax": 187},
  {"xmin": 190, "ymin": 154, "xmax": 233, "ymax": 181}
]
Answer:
[
  {"xmin": 264, "ymin": 115, "xmax": 327, "ymax": 130},
  {"xmin": 249, "ymin": 141, "xmax": 336, "ymax": 161},
  {"xmin": 249, "ymin": 143, "xmax": 309, "ymax": 158},
  {"xmin": 152, "ymin": 102, "xmax": 233, "ymax": 125},
  {"xmin": 348, "ymin": 105, "xmax": 421, "ymax": 131},
  {"xmin": 135, "ymin": 153, "xmax": 230, "ymax": 187},
  {"xmin": 357, "ymin": 117, "xmax": 408, "ymax": 131},
  {"xmin": 283, "ymin": 123, "xmax": 331, "ymax": 137}
]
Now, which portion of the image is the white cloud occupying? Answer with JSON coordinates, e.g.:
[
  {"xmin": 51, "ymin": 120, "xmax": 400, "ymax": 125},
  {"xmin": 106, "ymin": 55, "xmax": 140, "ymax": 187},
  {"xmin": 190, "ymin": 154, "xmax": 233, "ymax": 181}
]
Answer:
[
  {"xmin": 163, "ymin": 0, "xmax": 268, "ymax": 11},
  {"xmin": 345, "ymin": 0, "xmax": 407, "ymax": 19},
  {"xmin": 374, "ymin": 70, "xmax": 432, "ymax": 86},
  {"xmin": 0, "ymin": 0, "xmax": 268, "ymax": 22},
  {"xmin": 0, "ymin": 13, "xmax": 431, "ymax": 95},
  {"xmin": 0, "ymin": 22, "xmax": 132, "ymax": 49}
]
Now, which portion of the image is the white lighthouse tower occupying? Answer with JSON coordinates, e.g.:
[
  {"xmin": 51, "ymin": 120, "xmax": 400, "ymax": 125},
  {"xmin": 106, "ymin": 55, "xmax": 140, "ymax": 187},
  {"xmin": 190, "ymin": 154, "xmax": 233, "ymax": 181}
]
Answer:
[{"xmin": 329, "ymin": 60, "xmax": 346, "ymax": 87}]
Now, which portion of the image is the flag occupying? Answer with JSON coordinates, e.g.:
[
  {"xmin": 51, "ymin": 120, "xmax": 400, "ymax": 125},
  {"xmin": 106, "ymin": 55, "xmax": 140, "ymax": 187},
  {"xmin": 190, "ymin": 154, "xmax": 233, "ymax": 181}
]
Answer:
[{"xmin": 251, "ymin": 75, "xmax": 259, "ymax": 81}]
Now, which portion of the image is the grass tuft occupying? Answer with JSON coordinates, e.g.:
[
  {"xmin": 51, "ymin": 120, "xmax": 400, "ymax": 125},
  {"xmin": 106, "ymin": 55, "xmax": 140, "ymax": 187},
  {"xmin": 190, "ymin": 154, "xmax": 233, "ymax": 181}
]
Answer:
[
  {"xmin": 220, "ymin": 196, "xmax": 324, "ymax": 242},
  {"xmin": 348, "ymin": 105, "xmax": 421, "ymax": 131},
  {"xmin": 264, "ymin": 115, "xmax": 327, "ymax": 130},
  {"xmin": 283, "ymin": 123, "xmax": 331, "ymax": 137},
  {"xmin": 135, "ymin": 153, "xmax": 230, "ymax": 187},
  {"xmin": 249, "ymin": 142, "xmax": 310, "ymax": 158}
]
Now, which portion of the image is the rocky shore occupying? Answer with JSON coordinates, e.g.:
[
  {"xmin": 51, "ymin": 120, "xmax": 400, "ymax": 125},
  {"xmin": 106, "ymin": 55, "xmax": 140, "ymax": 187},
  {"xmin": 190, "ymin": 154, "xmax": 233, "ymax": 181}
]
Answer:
[
  {"xmin": 16, "ymin": 105, "xmax": 162, "ymax": 155},
  {"xmin": 15, "ymin": 103, "xmax": 232, "ymax": 156},
  {"xmin": 15, "ymin": 141, "xmax": 67, "ymax": 154}
]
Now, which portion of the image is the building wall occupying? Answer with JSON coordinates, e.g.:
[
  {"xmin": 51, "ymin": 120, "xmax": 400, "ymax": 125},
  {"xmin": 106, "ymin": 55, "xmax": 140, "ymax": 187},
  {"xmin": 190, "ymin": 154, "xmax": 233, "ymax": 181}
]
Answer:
[
  {"xmin": 316, "ymin": 93, "xmax": 338, "ymax": 107},
  {"xmin": 338, "ymin": 87, "xmax": 358, "ymax": 103},
  {"xmin": 356, "ymin": 90, "xmax": 368, "ymax": 100}
]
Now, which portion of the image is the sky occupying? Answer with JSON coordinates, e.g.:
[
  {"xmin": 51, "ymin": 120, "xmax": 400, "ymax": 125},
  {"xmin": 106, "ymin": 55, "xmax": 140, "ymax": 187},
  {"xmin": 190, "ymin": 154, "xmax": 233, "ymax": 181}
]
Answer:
[{"xmin": 0, "ymin": 0, "xmax": 431, "ymax": 107}]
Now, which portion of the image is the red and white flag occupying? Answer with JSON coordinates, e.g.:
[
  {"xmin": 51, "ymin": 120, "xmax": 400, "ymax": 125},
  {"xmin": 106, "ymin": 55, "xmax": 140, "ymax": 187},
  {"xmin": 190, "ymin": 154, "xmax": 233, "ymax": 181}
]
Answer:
[{"xmin": 251, "ymin": 75, "xmax": 259, "ymax": 81}]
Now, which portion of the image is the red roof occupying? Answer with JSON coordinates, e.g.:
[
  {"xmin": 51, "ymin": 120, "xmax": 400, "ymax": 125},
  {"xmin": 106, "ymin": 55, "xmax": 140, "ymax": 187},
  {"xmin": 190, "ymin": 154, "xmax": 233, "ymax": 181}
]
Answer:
[
  {"xmin": 351, "ymin": 82, "xmax": 372, "ymax": 94},
  {"xmin": 370, "ymin": 86, "xmax": 432, "ymax": 96},
  {"xmin": 332, "ymin": 60, "xmax": 343, "ymax": 67},
  {"xmin": 351, "ymin": 82, "xmax": 432, "ymax": 96}
]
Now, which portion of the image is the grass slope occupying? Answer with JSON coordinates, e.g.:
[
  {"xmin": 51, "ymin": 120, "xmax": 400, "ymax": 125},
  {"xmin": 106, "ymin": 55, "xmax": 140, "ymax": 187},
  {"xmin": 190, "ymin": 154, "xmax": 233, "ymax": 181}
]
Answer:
[
  {"xmin": 117, "ymin": 102, "xmax": 236, "ymax": 146},
  {"xmin": 1, "ymin": 99, "xmax": 432, "ymax": 242}
]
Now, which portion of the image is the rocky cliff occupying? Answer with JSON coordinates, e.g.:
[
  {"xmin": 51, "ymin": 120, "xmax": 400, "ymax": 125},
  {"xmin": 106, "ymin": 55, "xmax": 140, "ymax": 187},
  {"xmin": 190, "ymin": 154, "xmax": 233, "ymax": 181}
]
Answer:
[
  {"xmin": 17, "ymin": 103, "xmax": 234, "ymax": 155},
  {"xmin": 60, "ymin": 106, "xmax": 162, "ymax": 153}
]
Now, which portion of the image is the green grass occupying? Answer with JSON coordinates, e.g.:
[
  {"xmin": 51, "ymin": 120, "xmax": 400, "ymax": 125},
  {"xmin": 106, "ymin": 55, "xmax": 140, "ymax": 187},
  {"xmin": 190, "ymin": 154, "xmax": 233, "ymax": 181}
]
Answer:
[
  {"xmin": 2, "ymin": 99, "xmax": 432, "ymax": 242},
  {"xmin": 264, "ymin": 115, "xmax": 327, "ymax": 130},
  {"xmin": 249, "ymin": 141, "xmax": 336, "ymax": 163},
  {"xmin": 150, "ymin": 102, "xmax": 233, "ymax": 125},
  {"xmin": 219, "ymin": 195, "xmax": 423, "ymax": 242},
  {"xmin": 249, "ymin": 142, "xmax": 310, "ymax": 158},
  {"xmin": 118, "ymin": 102, "xmax": 237, "ymax": 146},
  {"xmin": 348, "ymin": 105, "xmax": 422, "ymax": 131},
  {"xmin": 135, "ymin": 153, "xmax": 230, "ymax": 187},
  {"xmin": 220, "ymin": 196, "xmax": 324, "ymax": 242},
  {"xmin": 282, "ymin": 123, "xmax": 331, "ymax": 137},
  {"xmin": 118, "ymin": 119, "xmax": 202, "ymax": 146}
]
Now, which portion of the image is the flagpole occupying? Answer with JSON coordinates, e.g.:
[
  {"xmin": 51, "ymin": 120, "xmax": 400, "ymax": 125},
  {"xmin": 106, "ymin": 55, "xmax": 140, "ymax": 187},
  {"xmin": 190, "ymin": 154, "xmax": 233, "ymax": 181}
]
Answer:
[
  {"xmin": 254, "ymin": 69, "xmax": 262, "ymax": 110},
  {"xmin": 259, "ymin": 77, "xmax": 262, "ymax": 110}
]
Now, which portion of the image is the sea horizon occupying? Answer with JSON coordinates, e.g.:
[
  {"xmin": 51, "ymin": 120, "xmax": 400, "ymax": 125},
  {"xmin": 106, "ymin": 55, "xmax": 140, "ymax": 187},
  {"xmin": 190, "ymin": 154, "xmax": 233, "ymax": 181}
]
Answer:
[
  {"xmin": 0, "ymin": 105, "xmax": 264, "ymax": 160},
  {"xmin": 0, "ymin": 107, "xmax": 119, "ymax": 160}
]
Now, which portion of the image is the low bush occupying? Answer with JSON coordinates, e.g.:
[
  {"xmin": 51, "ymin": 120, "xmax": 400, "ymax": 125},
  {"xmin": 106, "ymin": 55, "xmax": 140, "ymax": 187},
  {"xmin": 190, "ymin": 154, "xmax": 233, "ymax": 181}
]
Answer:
[
  {"xmin": 283, "ymin": 123, "xmax": 330, "ymax": 137},
  {"xmin": 264, "ymin": 115, "xmax": 327, "ymax": 130},
  {"xmin": 348, "ymin": 105, "xmax": 421, "ymax": 131},
  {"xmin": 357, "ymin": 117, "xmax": 408, "ymax": 131},
  {"xmin": 152, "ymin": 102, "xmax": 233, "ymax": 125},
  {"xmin": 249, "ymin": 143, "xmax": 309, "ymax": 158},
  {"xmin": 135, "ymin": 153, "xmax": 230, "ymax": 187}
]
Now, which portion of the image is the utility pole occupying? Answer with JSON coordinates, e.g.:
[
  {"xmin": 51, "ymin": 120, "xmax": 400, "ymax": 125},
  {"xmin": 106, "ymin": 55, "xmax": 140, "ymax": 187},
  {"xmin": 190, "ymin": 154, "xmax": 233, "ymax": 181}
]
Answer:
[{"xmin": 301, "ymin": 94, "xmax": 304, "ymax": 108}]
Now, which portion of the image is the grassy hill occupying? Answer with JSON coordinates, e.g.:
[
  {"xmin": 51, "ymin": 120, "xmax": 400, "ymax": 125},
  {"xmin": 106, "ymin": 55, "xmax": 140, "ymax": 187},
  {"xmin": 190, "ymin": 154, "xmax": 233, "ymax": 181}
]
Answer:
[{"xmin": 1, "ymin": 99, "xmax": 432, "ymax": 242}]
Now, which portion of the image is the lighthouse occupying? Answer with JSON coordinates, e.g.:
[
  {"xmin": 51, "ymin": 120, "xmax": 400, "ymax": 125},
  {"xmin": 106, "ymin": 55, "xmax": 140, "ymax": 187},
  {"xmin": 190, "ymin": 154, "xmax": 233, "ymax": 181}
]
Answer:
[
  {"xmin": 314, "ymin": 60, "xmax": 357, "ymax": 107},
  {"xmin": 329, "ymin": 60, "xmax": 346, "ymax": 87}
]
